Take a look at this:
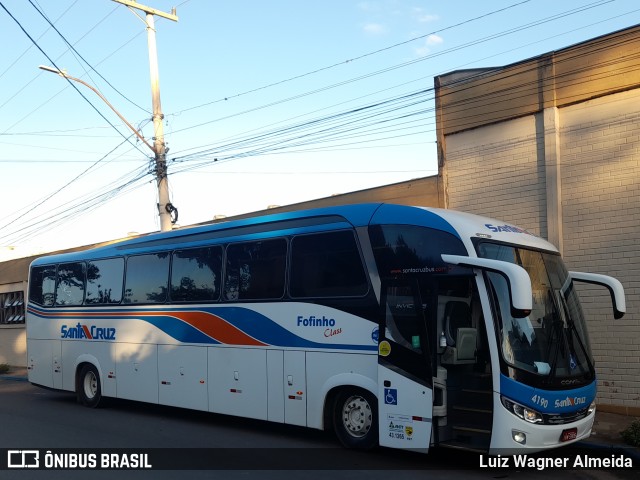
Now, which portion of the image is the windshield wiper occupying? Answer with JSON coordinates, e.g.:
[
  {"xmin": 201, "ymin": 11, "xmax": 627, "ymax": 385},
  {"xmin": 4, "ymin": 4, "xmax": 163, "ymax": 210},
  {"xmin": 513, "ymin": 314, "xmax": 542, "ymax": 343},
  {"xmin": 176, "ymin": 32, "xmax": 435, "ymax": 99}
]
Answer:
[
  {"xmin": 559, "ymin": 293, "xmax": 592, "ymax": 376},
  {"xmin": 544, "ymin": 290, "xmax": 566, "ymax": 385}
]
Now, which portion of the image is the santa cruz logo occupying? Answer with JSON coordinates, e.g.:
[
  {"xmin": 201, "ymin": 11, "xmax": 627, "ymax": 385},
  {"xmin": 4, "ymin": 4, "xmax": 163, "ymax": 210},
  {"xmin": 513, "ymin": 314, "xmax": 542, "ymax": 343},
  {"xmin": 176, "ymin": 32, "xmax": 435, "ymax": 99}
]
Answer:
[
  {"xmin": 61, "ymin": 323, "xmax": 116, "ymax": 340},
  {"xmin": 485, "ymin": 223, "xmax": 537, "ymax": 236},
  {"xmin": 554, "ymin": 395, "xmax": 586, "ymax": 408}
]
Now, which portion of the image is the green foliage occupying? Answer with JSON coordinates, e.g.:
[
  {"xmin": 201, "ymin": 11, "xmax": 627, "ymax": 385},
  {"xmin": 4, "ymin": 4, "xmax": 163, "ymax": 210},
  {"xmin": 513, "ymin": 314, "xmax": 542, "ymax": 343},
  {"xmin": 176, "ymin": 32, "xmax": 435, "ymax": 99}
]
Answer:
[
  {"xmin": 0, "ymin": 364, "xmax": 9, "ymax": 374},
  {"xmin": 620, "ymin": 419, "xmax": 640, "ymax": 447}
]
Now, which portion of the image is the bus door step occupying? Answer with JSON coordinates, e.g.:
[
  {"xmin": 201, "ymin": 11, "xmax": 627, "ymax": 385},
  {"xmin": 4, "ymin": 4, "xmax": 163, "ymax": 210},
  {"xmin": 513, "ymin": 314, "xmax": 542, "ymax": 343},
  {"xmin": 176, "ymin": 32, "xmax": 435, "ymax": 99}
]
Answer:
[
  {"xmin": 450, "ymin": 425, "xmax": 491, "ymax": 450},
  {"xmin": 438, "ymin": 440, "xmax": 487, "ymax": 454}
]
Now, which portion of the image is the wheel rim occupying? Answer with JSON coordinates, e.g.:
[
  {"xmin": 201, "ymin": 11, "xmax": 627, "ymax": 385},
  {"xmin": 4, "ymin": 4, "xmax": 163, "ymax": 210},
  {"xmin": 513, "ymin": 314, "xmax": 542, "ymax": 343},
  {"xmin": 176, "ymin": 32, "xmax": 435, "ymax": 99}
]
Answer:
[
  {"xmin": 83, "ymin": 371, "xmax": 98, "ymax": 400},
  {"xmin": 341, "ymin": 395, "xmax": 373, "ymax": 438}
]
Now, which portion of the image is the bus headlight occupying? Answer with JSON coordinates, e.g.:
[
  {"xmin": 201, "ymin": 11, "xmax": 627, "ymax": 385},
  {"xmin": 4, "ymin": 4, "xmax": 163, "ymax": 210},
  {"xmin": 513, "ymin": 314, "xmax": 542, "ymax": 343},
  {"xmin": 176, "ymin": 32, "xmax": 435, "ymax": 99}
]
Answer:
[
  {"xmin": 501, "ymin": 396, "xmax": 543, "ymax": 424},
  {"xmin": 588, "ymin": 401, "xmax": 596, "ymax": 415}
]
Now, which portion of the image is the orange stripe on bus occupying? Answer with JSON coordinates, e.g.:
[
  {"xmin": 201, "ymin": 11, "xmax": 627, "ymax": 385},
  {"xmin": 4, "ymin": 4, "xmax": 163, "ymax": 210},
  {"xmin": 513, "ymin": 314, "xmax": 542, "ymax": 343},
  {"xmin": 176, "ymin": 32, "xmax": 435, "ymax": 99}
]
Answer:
[{"xmin": 175, "ymin": 311, "xmax": 267, "ymax": 346}]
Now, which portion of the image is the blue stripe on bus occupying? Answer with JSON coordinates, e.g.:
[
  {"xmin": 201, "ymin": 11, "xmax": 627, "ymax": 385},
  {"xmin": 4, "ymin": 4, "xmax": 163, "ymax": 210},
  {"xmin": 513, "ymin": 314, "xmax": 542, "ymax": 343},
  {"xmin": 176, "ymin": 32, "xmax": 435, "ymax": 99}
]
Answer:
[
  {"xmin": 370, "ymin": 204, "xmax": 460, "ymax": 238},
  {"xmin": 500, "ymin": 374, "xmax": 596, "ymax": 414},
  {"xmin": 27, "ymin": 305, "xmax": 377, "ymax": 351},
  {"xmin": 28, "ymin": 204, "xmax": 463, "ymax": 265},
  {"xmin": 205, "ymin": 306, "xmax": 376, "ymax": 351}
]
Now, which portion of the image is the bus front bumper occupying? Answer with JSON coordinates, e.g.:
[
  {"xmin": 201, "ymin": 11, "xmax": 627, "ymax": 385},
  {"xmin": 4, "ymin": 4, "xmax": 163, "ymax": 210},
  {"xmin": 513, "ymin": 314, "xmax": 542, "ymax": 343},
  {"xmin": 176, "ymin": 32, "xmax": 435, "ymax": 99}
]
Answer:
[{"xmin": 489, "ymin": 394, "xmax": 595, "ymax": 455}]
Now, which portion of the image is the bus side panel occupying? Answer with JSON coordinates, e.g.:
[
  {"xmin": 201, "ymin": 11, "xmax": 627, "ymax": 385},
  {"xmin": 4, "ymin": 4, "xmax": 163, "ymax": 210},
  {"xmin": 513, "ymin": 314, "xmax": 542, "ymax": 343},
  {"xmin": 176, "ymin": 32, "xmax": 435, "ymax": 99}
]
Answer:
[
  {"xmin": 158, "ymin": 345, "xmax": 208, "ymax": 411},
  {"xmin": 61, "ymin": 340, "xmax": 116, "ymax": 397},
  {"xmin": 209, "ymin": 347, "xmax": 268, "ymax": 421},
  {"xmin": 27, "ymin": 339, "xmax": 59, "ymax": 389},
  {"xmin": 266, "ymin": 350, "xmax": 285, "ymax": 423},
  {"xmin": 284, "ymin": 350, "xmax": 306, "ymax": 426},
  {"xmin": 115, "ymin": 343, "xmax": 159, "ymax": 404},
  {"xmin": 306, "ymin": 351, "xmax": 377, "ymax": 430}
]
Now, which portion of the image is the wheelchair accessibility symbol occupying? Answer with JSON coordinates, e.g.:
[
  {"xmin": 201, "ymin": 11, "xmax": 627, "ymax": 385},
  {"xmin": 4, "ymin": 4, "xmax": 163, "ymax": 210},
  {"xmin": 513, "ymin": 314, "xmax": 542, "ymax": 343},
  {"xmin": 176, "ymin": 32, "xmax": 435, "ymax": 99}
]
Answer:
[{"xmin": 384, "ymin": 388, "xmax": 397, "ymax": 405}]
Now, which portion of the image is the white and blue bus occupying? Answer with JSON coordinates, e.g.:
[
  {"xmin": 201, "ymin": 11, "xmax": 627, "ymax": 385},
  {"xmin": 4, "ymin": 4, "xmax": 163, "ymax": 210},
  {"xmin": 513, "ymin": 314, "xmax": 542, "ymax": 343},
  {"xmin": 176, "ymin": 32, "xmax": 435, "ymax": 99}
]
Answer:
[{"xmin": 26, "ymin": 203, "xmax": 625, "ymax": 454}]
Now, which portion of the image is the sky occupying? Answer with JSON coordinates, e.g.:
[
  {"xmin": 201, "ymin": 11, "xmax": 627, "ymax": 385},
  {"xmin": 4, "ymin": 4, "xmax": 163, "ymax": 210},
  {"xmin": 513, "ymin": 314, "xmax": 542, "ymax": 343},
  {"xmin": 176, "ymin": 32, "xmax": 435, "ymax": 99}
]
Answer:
[{"xmin": 0, "ymin": 0, "xmax": 638, "ymax": 261}]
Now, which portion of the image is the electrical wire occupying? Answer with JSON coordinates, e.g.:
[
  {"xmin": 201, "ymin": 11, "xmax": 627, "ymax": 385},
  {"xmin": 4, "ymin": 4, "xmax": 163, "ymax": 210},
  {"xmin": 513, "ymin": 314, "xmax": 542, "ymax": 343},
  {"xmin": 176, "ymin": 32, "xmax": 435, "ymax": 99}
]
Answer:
[
  {"xmin": 167, "ymin": 4, "xmax": 637, "ymax": 164},
  {"xmin": 0, "ymin": 0, "xmax": 78, "ymax": 81},
  {"xmin": 167, "ymin": 0, "xmax": 613, "ymax": 138},
  {"xmin": 171, "ymin": 0, "xmax": 533, "ymax": 116},
  {"xmin": 28, "ymin": 0, "xmax": 150, "ymax": 114},
  {"xmin": 168, "ymin": 18, "xmax": 640, "ymax": 175},
  {"xmin": 0, "ymin": 136, "xmax": 140, "ymax": 234},
  {"xmin": 0, "ymin": 0, "xmax": 633, "ymax": 246},
  {"xmin": 0, "ymin": 1, "xmax": 150, "ymax": 159},
  {"xmin": 0, "ymin": 159, "xmax": 152, "ymax": 245},
  {"xmin": 170, "ymin": 89, "xmax": 433, "ymax": 163}
]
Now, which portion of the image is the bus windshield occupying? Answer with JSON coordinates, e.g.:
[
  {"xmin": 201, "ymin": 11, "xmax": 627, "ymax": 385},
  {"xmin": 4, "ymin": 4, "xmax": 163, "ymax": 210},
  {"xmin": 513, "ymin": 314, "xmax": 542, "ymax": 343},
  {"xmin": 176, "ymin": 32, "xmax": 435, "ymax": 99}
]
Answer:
[{"xmin": 477, "ymin": 242, "xmax": 594, "ymax": 384}]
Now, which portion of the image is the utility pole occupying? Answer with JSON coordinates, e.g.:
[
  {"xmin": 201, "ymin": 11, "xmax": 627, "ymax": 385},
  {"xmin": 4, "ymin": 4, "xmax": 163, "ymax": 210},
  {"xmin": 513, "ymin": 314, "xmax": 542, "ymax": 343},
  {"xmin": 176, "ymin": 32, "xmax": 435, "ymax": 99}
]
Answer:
[{"xmin": 113, "ymin": 0, "xmax": 178, "ymax": 232}]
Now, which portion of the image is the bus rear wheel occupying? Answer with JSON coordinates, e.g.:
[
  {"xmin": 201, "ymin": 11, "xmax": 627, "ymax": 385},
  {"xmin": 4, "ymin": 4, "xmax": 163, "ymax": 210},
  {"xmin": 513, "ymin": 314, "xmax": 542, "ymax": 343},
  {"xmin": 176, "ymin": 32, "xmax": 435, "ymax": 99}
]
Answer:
[
  {"xmin": 332, "ymin": 389, "xmax": 378, "ymax": 449},
  {"xmin": 77, "ymin": 364, "xmax": 102, "ymax": 408}
]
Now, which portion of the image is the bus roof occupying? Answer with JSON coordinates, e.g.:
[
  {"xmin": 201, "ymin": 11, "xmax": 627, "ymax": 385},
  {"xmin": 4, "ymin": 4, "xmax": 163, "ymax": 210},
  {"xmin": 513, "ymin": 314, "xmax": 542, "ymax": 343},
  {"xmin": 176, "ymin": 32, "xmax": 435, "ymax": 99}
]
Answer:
[{"xmin": 30, "ymin": 203, "xmax": 558, "ymax": 265}]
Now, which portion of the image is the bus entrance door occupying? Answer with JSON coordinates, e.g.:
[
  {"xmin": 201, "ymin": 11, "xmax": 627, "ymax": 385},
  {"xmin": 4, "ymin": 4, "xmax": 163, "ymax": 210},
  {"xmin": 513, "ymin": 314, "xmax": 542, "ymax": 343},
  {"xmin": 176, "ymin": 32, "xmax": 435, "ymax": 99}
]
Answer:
[{"xmin": 378, "ymin": 280, "xmax": 432, "ymax": 453}]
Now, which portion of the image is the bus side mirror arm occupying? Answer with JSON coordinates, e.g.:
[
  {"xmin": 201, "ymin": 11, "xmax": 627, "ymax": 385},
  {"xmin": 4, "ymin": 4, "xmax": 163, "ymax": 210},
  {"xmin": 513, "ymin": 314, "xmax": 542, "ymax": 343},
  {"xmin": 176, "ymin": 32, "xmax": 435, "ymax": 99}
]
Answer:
[
  {"xmin": 569, "ymin": 271, "xmax": 626, "ymax": 319},
  {"xmin": 441, "ymin": 254, "xmax": 532, "ymax": 318}
]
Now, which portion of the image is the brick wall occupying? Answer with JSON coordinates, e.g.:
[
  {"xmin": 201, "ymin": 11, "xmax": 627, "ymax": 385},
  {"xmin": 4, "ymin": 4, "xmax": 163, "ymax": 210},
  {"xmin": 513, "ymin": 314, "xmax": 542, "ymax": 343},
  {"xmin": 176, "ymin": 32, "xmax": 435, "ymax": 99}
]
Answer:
[
  {"xmin": 446, "ymin": 115, "xmax": 548, "ymax": 237},
  {"xmin": 444, "ymin": 89, "xmax": 640, "ymax": 412},
  {"xmin": 560, "ymin": 90, "xmax": 640, "ymax": 411}
]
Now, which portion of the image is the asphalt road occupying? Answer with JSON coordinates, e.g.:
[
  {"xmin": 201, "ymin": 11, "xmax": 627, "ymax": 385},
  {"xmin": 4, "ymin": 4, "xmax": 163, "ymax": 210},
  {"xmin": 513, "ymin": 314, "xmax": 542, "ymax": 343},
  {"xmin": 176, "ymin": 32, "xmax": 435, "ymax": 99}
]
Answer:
[{"xmin": 0, "ymin": 378, "xmax": 636, "ymax": 480}]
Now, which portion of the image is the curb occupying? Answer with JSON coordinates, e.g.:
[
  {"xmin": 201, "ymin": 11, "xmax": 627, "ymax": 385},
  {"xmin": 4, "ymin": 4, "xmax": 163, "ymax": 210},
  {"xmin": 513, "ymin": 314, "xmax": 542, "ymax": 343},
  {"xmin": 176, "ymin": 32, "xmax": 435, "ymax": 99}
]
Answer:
[
  {"xmin": 0, "ymin": 374, "xmax": 28, "ymax": 382},
  {"xmin": 0, "ymin": 370, "xmax": 28, "ymax": 382}
]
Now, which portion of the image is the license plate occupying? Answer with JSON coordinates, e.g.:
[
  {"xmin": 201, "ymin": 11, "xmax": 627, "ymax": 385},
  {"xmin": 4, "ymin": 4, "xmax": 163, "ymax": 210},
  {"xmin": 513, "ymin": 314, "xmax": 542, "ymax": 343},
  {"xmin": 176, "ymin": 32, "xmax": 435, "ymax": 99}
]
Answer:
[{"xmin": 560, "ymin": 428, "xmax": 577, "ymax": 442}]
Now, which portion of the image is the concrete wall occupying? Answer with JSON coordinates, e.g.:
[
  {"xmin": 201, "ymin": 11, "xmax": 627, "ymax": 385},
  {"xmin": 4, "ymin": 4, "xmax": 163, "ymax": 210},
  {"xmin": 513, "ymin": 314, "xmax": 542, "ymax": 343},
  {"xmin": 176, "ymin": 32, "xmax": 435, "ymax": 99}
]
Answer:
[
  {"xmin": 0, "ymin": 281, "xmax": 28, "ymax": 367},
  {"xmin": 0, "ymin": 325, "xmax": 26, "ymax": 366}
]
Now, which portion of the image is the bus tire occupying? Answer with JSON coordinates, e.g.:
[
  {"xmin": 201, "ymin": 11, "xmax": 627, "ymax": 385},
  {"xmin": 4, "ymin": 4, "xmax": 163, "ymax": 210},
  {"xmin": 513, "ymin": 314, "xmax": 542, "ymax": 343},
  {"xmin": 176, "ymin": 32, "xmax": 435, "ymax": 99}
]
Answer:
[
  {"xmin": 77, "ymin": 364, "xmax": 102, "ymax": 408},
  {"xmin": 332, "ymin": 388, "xmax": 378, "ymax": 449}
]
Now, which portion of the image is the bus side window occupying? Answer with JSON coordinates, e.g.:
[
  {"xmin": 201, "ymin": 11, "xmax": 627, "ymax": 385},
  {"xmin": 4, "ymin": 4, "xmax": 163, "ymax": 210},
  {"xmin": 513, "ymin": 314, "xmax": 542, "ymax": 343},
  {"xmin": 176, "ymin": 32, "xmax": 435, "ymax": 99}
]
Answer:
[
  {"xmin": 86, "ymin": 258, "xmax": 124, "ymax": 305},
  {"xmin": 171, "ymin": 247, "xmax": 222, "ymax": 302},
  {"xmin": 224, "ymin": 239, "xmax": 287, "ymax": 301},
  {"xmin": 124, "ymin": 253, "xmax": 170, "ymax": 304},
  {"xmin": 55, "ymin": 262, "xmax": 86, "ymax": 306},
  {"xmin": 29, "ymin": 265, "xmax": 56, "ymax": 306},
  {"xmin": 290, "ymin": 230, "xmax": 368, "ymax": 298}
]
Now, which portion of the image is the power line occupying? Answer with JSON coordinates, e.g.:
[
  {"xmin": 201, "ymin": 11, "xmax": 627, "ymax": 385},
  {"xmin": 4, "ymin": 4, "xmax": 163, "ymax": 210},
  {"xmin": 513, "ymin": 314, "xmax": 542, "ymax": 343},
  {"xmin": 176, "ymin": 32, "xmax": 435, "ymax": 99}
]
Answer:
[
  {"xmin": 0, "ymin": 135, "xmax": 141, "ymax": 236},
  {"xmin": 167, "ymin": 22, "xmax": 640, "ymax": 176},
  {"xmin": 168, "ymin": 3, "xmax": 635, "ymax": 163},
  {"xmin": 0, "ymin": 13, "xmax": 147, "ymax": 136},
  {"xmin": 171, "ymin": 88, "xmax": 433, "ymax": 162},
  {"xmin": 0, "ymin": 0, "xmax": 78, "ymax": 81},
  {"xmin": 28, "ymin": 0, "xmax": 150, "ymax": 115},
  {"xmin": 170, "ymin": 0, "xmax": 533, "ymax": 117},
  {"xmin": 0, "ymin": 158, "xmax": 140, "ymax": 163},
  {"xmin": 0, "ymin": 155, "xmax": 152, "ymax": 245},
  {"xmin": 0, "ymin": 0, "xmax": 632, "ymax": 246},
  {"xmin": 167, "ymin": 0, "xmax": 614, "ymax": 140},
  {"xmin": 0, "ymin": 1, "xmax": 150, "ymax": 159}
]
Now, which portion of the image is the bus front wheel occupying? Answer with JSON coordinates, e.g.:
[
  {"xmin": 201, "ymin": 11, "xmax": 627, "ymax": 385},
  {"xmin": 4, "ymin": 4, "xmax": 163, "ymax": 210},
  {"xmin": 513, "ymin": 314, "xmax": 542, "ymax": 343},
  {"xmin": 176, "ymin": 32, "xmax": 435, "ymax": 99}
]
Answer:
[
  {"xmin": 332, "ymin": 388, "xmax": 378, "ymax": 449},
  {"xmin": 77, "ymin": 364, "xmax": 102, "ymax": 408}
]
